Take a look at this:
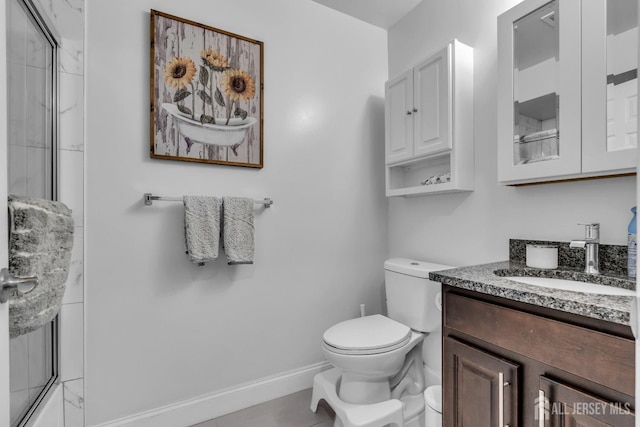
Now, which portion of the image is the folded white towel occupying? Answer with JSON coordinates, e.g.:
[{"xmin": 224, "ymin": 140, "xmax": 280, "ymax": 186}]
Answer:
[
  {"xmin": 183, "ymin": 196, "xmax": 220, "ymax": 265},
  {"xmin": 222, "ymin": 197, "xmax": 254, "ymax": 265},
  {"xmin": 521, "ymin": 128, "xmax": 558, "ymax": 142}
]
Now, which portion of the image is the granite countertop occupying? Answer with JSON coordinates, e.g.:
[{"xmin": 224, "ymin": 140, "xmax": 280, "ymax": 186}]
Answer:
[{"xmin": 430, "ymin": 261, "xmax": 636, "ymax": 326}]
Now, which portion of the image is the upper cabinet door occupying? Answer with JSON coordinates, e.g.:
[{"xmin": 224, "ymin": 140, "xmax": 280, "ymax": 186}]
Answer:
[
  {"xmin": 385, "ymin": 69, "xmax": 414, "ymax": 165},
  {"xmin": 413, "ymin": 46, "xmax": 452, "ymax": 157},
  {"xmin": 498, "ymin": 0, "xmax": 582, "ymax": 184},
  {"xmin": 582, "ymin": 0, "xmax": 638, "ymax": 174}
]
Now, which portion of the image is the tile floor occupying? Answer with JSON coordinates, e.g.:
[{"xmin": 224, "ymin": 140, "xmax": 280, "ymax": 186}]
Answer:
[{"xmin": 191, "ymin": 388, "xmax": 335, "ymax": 427}]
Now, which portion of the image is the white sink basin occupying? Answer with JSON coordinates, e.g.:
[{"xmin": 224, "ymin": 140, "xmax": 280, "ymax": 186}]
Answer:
[{"xmin": 504, "ymin": 276, "xmax": 636, "ymax": 296}]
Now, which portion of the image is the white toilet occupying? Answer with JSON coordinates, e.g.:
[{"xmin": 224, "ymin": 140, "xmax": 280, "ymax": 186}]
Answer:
[{"xmin": 312, "ymin": 258, "xmax": 450, "ymax": 427}]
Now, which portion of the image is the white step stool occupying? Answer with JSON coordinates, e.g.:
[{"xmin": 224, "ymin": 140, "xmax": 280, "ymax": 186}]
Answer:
[{"xmin": 310, "ymin": 368, "xmax": 404, "ymax": 427}]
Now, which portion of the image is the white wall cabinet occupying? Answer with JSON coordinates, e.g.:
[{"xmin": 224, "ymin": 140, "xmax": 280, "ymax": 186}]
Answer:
[
  {"xmin": 498, "ymin": 0, "xmax": 638, "ymax": 185},
  {"xmin": 385, "ymin": 40, "xmax": 474, "ymax": 197}
]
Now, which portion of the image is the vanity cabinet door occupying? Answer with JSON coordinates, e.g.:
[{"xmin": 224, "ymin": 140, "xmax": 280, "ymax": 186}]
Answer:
[
  {"xmin": 443, "ymin": 337, "xmax": 519, "ymax": 427},
  {"xmin": 581, "ymin": 0, "xmax": 638, "ymax": 175},
  {"xmin": 540, "ymin": 377, "xmax": 634, "ymax": 427}
]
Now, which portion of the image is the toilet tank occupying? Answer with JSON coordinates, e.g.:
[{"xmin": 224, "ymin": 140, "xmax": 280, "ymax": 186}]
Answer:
[{"xmin": 384, "ymin": 258, "xmax": 452, "ymax": 333}]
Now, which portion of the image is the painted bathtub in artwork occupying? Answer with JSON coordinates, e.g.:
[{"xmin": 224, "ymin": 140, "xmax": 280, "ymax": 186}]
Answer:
[{"xmin": 151, "ymin": 10, "xmax": 263, "ymax": 167}]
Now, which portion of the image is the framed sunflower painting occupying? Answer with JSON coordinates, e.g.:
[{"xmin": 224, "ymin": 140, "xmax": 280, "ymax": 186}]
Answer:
[{"xmin": 150, "ymin": 10, "xmax": 263, "ymax": 168}]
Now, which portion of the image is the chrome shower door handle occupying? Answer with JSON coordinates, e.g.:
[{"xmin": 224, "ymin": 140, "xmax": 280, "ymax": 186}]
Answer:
[{"xmin": 0, "ymin": 268, "xmax": 39, "ymax": 303}]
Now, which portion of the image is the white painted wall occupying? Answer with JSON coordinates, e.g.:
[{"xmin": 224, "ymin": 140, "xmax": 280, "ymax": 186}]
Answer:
[
  {"xmin": 387, "ymin": 0, "xmax": 636, "ymax": 266},
  {"xmin": 85, "ymin": 0, "xmax": 388, "ymax": 425}
]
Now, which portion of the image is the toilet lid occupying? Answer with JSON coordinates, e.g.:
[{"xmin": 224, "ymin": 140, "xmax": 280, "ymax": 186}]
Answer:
[{"xmin": 323, "ymin": 314, "xmax": 412, "ymax": 355}]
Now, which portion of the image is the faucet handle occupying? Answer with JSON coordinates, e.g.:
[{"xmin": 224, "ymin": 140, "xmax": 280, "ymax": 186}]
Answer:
[{"xmin": 578, "ymin": 223, "xmax": 600, "ymax": 240}]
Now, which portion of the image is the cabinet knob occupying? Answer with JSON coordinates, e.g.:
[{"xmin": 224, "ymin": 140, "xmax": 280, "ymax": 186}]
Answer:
[
  {"xmin": 413, "ymin": 108, "xmax": 418, "ymax": 112},
  {"xmin": 406, "ymin": 110, "xmax": 413, "ymax": 115}
]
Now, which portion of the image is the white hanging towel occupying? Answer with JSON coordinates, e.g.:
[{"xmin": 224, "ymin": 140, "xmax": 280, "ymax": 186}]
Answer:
[
  {"xmin": 183, "ymin": 195, "xmax": 220, "ymax": 265},
  {"xmin": 222, "ymin": 197, "xmax": 255, "ymax": 265}
]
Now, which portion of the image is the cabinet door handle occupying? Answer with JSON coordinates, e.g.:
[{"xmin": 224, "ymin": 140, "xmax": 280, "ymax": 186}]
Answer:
[
  {"xmin": 406, "ymin": 110, "xmax": 413, "ymax": 115},
  {"xmin": 412, "ymin": 107, "xmax": 418, "ymax": 112},
  {"xmin": 538, "ymin": 389, "xmax": 545, "ymax": 427},
  {"xmin": 499, "ymin": 372, "xmax": 505, "ymax": 427}
]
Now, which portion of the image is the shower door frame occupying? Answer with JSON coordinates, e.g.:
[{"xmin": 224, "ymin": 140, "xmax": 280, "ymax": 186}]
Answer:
[{"xmin": 7, "ymin": 0, "xmax": 61, "ymax": 426}]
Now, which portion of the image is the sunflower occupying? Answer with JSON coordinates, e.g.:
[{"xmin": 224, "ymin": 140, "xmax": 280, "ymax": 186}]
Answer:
[
  {"xmin": 200, "ymin": 49, "xmax": 229, "ymax": 71},
  {"xmin": 221, "ymin": 69, "xmax": 256, "ymax": 101},
  {"xmin": 163, "ymin": 57, "xmax": 196, "ymax": 89}
]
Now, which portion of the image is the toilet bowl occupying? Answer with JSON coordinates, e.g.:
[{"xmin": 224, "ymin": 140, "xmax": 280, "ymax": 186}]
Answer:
[{"xmin": 322, "ymin": 314, "xmax": 425, "ymax": 404}]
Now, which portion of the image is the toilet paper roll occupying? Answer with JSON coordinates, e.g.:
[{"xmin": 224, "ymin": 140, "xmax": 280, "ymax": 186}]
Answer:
[{"xmin": 526, "ymin": 244, "xmax": 558, "ymax": 269}]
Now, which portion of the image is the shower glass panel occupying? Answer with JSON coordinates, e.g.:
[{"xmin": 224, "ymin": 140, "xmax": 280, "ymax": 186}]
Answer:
[{"xmin": 7, "ymin": 0, "xmax": 59, "ymax": 426}]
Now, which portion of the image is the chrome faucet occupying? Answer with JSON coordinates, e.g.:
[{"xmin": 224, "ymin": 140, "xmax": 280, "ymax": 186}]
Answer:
[{"xmin": 569, "ymin": 223, "xmax": 600, "ymax": 274}]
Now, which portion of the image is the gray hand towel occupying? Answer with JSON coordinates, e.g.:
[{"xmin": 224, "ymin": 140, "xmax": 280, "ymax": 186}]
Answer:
[
  {"xmin": 222, "ymin": 197, "xmax": 255, "ymax": 265},
  {"xmin": 8, "ymin": 195, "xmax": 74, "ymax": 338},
  {"xmin": 183, "ymin": 196, "xmax": 220, "ymax": 265}
]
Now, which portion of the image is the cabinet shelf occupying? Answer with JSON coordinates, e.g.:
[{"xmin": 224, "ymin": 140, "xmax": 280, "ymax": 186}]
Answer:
[{"xmin": 386, "ymin": 152, "xmax": 472, "ymax": 196}]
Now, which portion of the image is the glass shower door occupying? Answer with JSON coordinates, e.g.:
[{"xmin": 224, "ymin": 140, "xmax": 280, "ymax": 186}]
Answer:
[{"xmin": 6, "ymin": 0, "xmax": 59, "ymax": 425}]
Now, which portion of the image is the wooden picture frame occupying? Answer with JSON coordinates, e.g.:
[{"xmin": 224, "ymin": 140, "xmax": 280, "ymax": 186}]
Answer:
[{"xmin": 150, "ymin": 10, "xmax": 264, "ymax": 168}]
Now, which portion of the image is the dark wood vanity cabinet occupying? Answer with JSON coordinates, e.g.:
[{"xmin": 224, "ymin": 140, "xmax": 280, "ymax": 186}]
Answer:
[{"xmin": 443, "ymin": 286, "xmax": 635, "ymax": 427}]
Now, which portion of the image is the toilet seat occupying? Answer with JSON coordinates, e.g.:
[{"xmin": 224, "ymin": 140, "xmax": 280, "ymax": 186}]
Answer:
[{"xmin": 323, "ymin": 314, "xmax": 412, "ymax": 355}]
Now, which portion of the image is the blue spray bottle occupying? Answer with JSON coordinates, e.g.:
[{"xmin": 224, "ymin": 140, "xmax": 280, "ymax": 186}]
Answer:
[{"xmin": 628, "ymin": 206, "xmax": 636, "ymax": 278}]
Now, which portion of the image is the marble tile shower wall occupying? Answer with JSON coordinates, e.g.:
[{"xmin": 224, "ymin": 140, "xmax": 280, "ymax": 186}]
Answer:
[{"xmin": 35, "ymin": 0, "xmax": 85, "ymax": 426}]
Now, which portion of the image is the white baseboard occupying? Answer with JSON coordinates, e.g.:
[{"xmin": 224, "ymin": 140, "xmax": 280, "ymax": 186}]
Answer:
[{"xmin": 92, "ymin": 361, "xmax": 332, "ymax": 427}]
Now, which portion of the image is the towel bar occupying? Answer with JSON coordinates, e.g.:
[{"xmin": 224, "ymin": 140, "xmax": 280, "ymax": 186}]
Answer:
[{"xmin": 143, "ymin": 193, "xmax": 273, "ymax": 208}]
